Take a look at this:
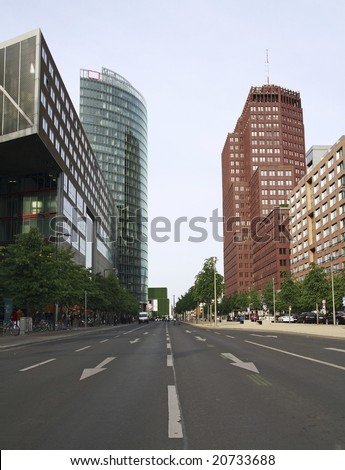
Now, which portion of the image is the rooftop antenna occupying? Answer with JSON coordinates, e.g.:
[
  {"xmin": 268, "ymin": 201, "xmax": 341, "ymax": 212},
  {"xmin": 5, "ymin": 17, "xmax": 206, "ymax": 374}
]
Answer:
[{"xmin": 265, "ymin": 49, "xmax": 270, "ymax": 85}]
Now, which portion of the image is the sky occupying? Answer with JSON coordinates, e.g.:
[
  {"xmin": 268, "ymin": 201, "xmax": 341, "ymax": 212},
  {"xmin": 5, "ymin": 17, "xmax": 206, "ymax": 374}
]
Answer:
[{"xmin": 1, "ymin": 0, "xmax": 345, "ymax": 303}]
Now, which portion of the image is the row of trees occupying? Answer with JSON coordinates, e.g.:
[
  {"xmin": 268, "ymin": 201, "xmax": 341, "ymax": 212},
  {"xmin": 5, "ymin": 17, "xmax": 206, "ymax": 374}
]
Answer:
[
  {"xmin": 0, "ymin": 228, "xmax": 139, "ymax": 320},
  {"xmin": 175, "ymin": 257, "xmax": 224, "ymax": 317},
  {"xmin": 175, "ymin": 257, "xmax": 345, "ymax": 317}
]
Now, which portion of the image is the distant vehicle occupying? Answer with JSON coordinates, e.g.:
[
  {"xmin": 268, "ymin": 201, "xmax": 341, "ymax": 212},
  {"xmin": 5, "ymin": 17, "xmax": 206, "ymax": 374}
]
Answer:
[
  {"xmin": 250, "ymin": 313, "xmax": 259, "ymax": 322},
  {"xmin": 277, "ymin": 315, "xmax": 297, "ymax": 323},
  {"xmin": 324, "ymin": 311, "xmax": 345, "ymax": 325},
  {"xmin": 138, "ymin": 312, "xmax": 149, "ymax": 324}
]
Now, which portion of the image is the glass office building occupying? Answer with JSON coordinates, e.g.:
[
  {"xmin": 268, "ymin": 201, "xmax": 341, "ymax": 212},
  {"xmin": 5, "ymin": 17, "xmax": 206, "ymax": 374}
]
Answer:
[
  {"xmin": 80, "ymin": 68, "xmax": 148, "ymax": 305},
  {"xmin": 0, "ymin": 30, "xmax": 115, "ymax": 275}
]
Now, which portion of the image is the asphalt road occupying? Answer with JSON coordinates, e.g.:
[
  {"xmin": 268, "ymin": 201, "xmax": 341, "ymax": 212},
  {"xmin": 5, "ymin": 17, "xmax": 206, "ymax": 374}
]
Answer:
[{"xmin": 1, "ymin": 322, "xmax": 344, "ymax": 450}]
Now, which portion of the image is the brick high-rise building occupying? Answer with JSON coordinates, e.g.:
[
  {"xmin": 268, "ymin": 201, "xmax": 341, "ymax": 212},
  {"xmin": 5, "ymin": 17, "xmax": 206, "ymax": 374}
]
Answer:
[{"xmin": 221, "ymin": 84, "xmax": 306, "ymax": 297}]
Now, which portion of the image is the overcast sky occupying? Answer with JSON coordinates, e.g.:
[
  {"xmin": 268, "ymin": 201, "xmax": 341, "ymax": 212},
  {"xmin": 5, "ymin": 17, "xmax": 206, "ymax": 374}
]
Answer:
[{"xmin": 2, "ymin": 0, "xmax": 345, "ymax": 302}]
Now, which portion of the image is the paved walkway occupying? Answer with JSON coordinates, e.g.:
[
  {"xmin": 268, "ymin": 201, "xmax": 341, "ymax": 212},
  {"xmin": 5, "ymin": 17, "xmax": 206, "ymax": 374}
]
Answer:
[{"xmin": 188, "ymin": 319, "xmax": 345, "ymax": 339}]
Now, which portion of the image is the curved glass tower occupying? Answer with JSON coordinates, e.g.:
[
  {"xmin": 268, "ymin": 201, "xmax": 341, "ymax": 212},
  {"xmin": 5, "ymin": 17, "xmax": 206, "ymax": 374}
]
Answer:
[{"xmin": 80, "ymin": 68, "xmax": 148, "ymax": 305}]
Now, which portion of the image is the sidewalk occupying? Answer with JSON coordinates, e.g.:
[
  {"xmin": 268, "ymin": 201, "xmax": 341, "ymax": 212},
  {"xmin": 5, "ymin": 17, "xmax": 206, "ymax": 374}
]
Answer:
[
  {"xmin": 189, "ymin": 319, "xmax": 345, "ymax": 339},
  {"xmin": 0, "ymin": 324, "xmax": 119, "ymax": 349}
]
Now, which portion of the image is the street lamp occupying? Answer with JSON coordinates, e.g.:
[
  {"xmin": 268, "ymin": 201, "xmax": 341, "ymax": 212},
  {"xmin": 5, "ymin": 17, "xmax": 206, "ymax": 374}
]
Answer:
[
  {"xmin": 272, "ymin": 277, "xmax": 276, "ymax": 323},
  {"xmin": 54, "ymin": 231, "xmax": 71, "ymax": 329},
  {"xmin": 329, "ymin": 256, "xmax": 336, "ymax": 326},
  {"xmin": 213, "ymin": 257, "xmax": 217, "ymax": 327}
]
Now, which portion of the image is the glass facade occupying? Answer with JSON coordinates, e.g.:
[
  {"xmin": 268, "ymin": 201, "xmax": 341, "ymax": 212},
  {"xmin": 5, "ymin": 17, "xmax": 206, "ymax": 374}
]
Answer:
[
  {"xmin": 0, "ymin": 31, "xmax": 116, "ymax": 276},
  {"xmin": 80, "ymin": 68, "xmax": 148, "ymax": 304},
  {"xmin": 0, "ymin": 34, "xmax": 37, "ymax": 136}
]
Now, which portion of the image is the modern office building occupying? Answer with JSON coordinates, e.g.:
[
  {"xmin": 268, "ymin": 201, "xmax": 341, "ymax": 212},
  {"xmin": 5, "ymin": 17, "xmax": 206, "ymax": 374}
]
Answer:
[
  {"xmin": 0, "ymin": 30, "xmax": 115, "ymax": 274},
  {"xmin": 221, "ymin": 84, "xmax": 306, "ymax": 296},
  {"xmin": 79, "ymin": 68, "xmax": 148, "ymax": 306},
  {"xmin": 289, "ymin": 136, "xmax": 345, "ymax": 279}
]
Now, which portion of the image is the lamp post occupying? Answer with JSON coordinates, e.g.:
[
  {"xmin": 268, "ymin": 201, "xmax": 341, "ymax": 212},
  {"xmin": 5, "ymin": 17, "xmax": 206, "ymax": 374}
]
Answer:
[
  {"xmin": 329, "ymin": 256, "xmax": 336, "ymax": 326},
  {"xmin": 213, "ymin": 257, "xmax": 217, "ymax": 327},
  {"xmin": 54, "ymin": 231, "xmax": 70, "ymax": 330},
  {"xmin": 272, "ymin": 277, "xmax": 276, "ymax": 323},
  {"xmin": 84, "ymin": 290, "xmax": 87, "ymax": 328}
]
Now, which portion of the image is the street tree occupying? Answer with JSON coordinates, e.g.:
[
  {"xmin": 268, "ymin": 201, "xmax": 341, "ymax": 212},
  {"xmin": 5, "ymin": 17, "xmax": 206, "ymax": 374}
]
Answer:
[
  {"xmin": 302, "ymin": 263, "xmax": 329, "ymax": 311},
  {"xmin": 193, "ymin": 257, "xmax": 224, "ymax": 318}
]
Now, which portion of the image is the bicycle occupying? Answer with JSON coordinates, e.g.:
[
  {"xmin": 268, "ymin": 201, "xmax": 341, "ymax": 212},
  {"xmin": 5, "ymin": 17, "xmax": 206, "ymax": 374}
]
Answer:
[
  {"xmin": 2, "ymin": 320, "xmax": 20, "ymax": 336},
  {"xmin": 32, "ymin": 319, "xmax": 53, "ymax": 332}
]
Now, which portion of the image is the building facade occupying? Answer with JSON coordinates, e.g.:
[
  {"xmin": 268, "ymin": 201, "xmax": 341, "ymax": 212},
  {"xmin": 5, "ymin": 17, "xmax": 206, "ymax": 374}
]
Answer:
[
  {"xmin": 222, "ymin": 84, "xmax": 306, "ymax": 296},
  {"xmin": 289, "ymin": 136, "xmax": 345, "ymax": 279},
  {"xmin": 0, "ymin": 30, "xmax": 115, "ymax": 274},
  {"xmin": 79, "ymin": 68, "xmax": 148, "ymax": 306}
]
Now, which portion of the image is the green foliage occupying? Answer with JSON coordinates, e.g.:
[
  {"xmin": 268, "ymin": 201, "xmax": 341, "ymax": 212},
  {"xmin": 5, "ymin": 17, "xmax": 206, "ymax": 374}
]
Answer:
[
  {"xmin": 301, "ymin": 263, "xmax": 329, "ymax": 311},
  {"xmin": 175, "ymin": 257, "xmax": 224, "ymax": 314},
  {"xmin": 0, "ymin": 227, "xmax": 138, "ymax": 316},
  {"xmin": 193, "ymin": 257, "xmax": 224, "ymax": 304},
  {"xmin": 220, "ymin": 264, "xmax": 345, "ymax": 316},
  {"xmin": 175, "ymin": 286, "xmax": 198, "ymax": 314}
]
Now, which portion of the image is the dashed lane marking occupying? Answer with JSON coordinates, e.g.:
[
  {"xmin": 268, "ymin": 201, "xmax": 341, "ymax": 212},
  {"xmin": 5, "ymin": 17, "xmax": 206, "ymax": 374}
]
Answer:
[
  {"xmin": 20, "ymin": 358, "xmax": 56, "ymax": 372},
  {"xmin": 75, "ymin": 346, "xmax": 91, "ymax": 352},
  {"xmin": 168, "ymin": 385, "xmax": 183, "ymax": 438}
]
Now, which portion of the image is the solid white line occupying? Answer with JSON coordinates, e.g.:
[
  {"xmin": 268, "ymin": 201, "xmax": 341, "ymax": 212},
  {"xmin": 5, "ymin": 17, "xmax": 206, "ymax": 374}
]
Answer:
[
  {"xmin": 75, "ymin": 346, "xmax": 91, "ymax": 352},
  {"xmin": 325, "ymin": 347, "xmax": 345, "ymax": 353},
  {"xmin": 20, "ymin": 359, "xmax": 56, "ymax": 372},
  {"xmin": 168, "ymin": 385, "xmax": 183, "ymax": 438},
  {"xmin": 246, "ymin": 340, "xmax": 345, "ymax": 371},
  {"xmin": 167, "ymin": 355, "xmax": 173, "ymax": 367}
]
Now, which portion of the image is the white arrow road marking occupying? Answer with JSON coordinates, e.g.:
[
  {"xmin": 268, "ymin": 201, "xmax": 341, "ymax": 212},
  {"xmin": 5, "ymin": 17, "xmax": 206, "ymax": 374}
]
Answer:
[
  {"xmin": 168, "ymin": 385, "xmax": 183, "ymax": 438},
  {"xmin": 20, "ymin": 358, "xmax": 56, "ymax": 372},
  {"xmin": 195, "ymin": 336, "xmax": 207, "ymax": 342},
  {"xmin": 130, "ymin": 338, "xmax": 140, "ymax": 344},
  {"xmin": 221, "ymin": 352, "xmax": 259, "ymax": 374},
  {"xmin": 246, "ymin": 341, "xmax": 345, "ymax": 371},
  {"xmin": 80, "ymin": 357, "xmax": 116, "ymax": 381},
  {"xmin": 325, "ymin": 348, "xmax": 345, "ymax": 353}
]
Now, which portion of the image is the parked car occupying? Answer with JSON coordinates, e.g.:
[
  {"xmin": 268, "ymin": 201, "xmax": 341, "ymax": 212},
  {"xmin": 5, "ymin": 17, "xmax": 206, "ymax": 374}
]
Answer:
[
  {"xmin": 296, "ymin": 312, "xmax": 317, "ymax": 324},
  {"xmin": 296, "ymin": 311, "xmax": 326, "ymax": 324},
  {"xmin": 277, "ymin": 314, "xmax": 297, "ymax": 323},
  {"xmin": 323, "ymin": 311, "xmax": 345, "ymax": 325},
  {"xmin": 250, "ymin": 313, "xmax": 259, "ymax": 322}
]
